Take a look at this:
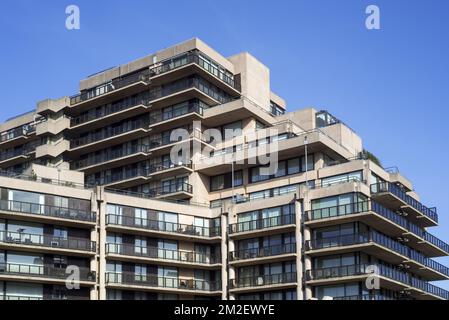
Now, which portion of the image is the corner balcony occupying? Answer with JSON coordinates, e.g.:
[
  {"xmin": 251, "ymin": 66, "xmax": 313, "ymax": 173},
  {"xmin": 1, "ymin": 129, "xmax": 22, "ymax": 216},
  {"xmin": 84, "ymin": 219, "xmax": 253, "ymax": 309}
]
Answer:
[
  {"xmin": 229, "ymin": 243, "xmax": 297, "ymax": 266},
  {"xmin": 0, "ymin": 126, "xmax": 36, "ymax": 148},
  {"xmin": 370, "ymin": 182, "xmax": 438, "ymax": 227},
  {"xmin": 304, "ymin": 200, "xmax": 449, "ymax": 257},
  {"xmin": 69, "ymin": 73, "xmax": 151, "ymax": 112},
  {"xmin": 147, "ymin": 182, "xmax": 193, "ymax": 200},
  {"xmin": 229, "ymin": 272, "xmax": 297, "ymax": 293},
  {"xmin": 69, "ymin": 99, "xmax": 152, "ymax": 134},
  {"xmin": 0, "ymin": 230, "xmax": 96, "ymax": 255},
  {"xmin": 105, "ymin": 214, "xmax": 221, "ymax": 242},
  {"xmin": 228, "ymin": 214, "xmax": 296, "ymax": 240},
  {"xmin": 305, "ymin": 264, "xmax": 449, "ymax": 300},
  {"xmin": 305, "ymin": 232, "xmax": 449, "ymax": 280},
  {"xmin": 0, "ymin": 263, "xmax": 96, "ymax": 286},
  {"xmin": 105, "ymin": 272, "xmax": 222, "ymax": 296},
  {"xmin": 0, "ymin": 199, "xmax": 96, "ymax": 227},
  {"xmin": 71, "ymin": 144, "xmax": 151, "ymax": 174},
  {"xmin": 105, "ymin": 243, "xmax": 221, "ymax": 268},
  {"xmin": 69, "ymin": 120, "xmax": 150, "ymax": 156},
  {"xmin": 0, "ymin": 147, "xmax": 35, "ymax": 167},
  {"xmin": 147, "ymin": 161, "xmax": 193, "ymax": 180}
]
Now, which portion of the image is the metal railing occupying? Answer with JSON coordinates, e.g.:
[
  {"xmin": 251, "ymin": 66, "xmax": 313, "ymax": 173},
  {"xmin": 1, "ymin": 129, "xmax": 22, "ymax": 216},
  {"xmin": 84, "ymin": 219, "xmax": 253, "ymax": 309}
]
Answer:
[
  {"xmin": 230, "ymin": 272, "xmax": 297, "ymax": 288},
  {"xmin": 106, "ymin": 214, "xmax": 221, "ymax": 238},
  {"xmin": 71, "ymin": 98, "xmax": 151, "ymax": 126},
  {"xmin": 147, "ymin": 182, "xmax": 193, "ymax": 197},
  {"xmin": 332, "ymin": 294, "xmax": 394, "ymax": 300},
  {"xmin": 0, "ymin": 295, "xmax": 43, "ymax": 300},
  {"xmin": 229, "ymin": 243, "xmax": 296, "ymax": 261},
  {"xmin": 0, "ymin": 230, "xmax": 96, "ymax": 252},
  {"xmin": 149, "ymin": 102, "xmax": 203, "ymax": 125},
  {"xmin": 304, "ymin": 200, "xmax": 449, "ymax": 255},
  {"xmin": 105, "ymin": 243, "xmax": 221, "ymax": 264},
  {"xmin": 70, "ymin": 72, "xmax": 151, "ymax": 105},
  {"xmin": 70, "ymin": 118, "xmax": 149, "ymax": 148},
  {"xmin": 105, "ymin": 272, "xmax": 221, "ymax": 291},
  {"xmin": 0, "ymin": 170, "xmax": 92, "ymax": 190},
  {"xmin": 229, "ymin": 214, "xmax": 296, "ymax": 234},
  {"xmin": 0, "ymin": 262, "xmax": 96, "ymax": 281},
  {"xmin": 0, "ymin": 126, "xmax": 36, "ymax": 143},
  {"xmin": 71, "ymin": 144, "xmax": 151, "ymax": 170},
  {"xmin": 70, "ymin": 51, "xmax": 237, "ymax": 106},
  {"xmin": 370, "ymin": 182, "xmax": 438, "ymax": 223},
  {"xmin": 0, "ymin": 199, "xmax": 96, "ymax": 222}
]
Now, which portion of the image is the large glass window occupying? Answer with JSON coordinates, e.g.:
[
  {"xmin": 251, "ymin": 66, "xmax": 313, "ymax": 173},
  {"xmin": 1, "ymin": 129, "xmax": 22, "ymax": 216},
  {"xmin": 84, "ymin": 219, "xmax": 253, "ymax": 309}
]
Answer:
[
  {"xmin": 321, "ymin": 171, "xmax": 363, "ymax": 187},
  {"xmin": 5, "ymin": 282, "xmax": 43, "ymax": 300},
  {"xmin": 158, "ymin": 266, "xmax": 178, "ymax": 288},
  {"xmin": 210, "ymin": 170, "xmax": 243, "ymax": 191}
]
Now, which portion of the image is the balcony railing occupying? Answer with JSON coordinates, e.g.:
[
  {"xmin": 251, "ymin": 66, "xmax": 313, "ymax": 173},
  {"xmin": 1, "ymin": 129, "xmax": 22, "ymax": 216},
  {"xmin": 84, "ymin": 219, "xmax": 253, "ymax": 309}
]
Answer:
[
  {"xmin": 332, "ymin": 294, "xmax": 394, "ymax": 300},
  {"xmin": 70, "ymin": 98, "xmax": 151, "ymax": 127},
  {"xmin": 70, "ymin": 119, "xmax": 149, "ymax": 149},
  {"xmin": 0, "ymin": 146, "xmax": 37, "ymax": 162},
  {"xmin": 105, "ymin": 243, "xmax": 221, "ymax": 264},
  {"xmin": 0, "ymin": 230, "xmax": 96, "ymax": 252},
  {"xmin": 0, "ymin": 126, "xmax": 36, "ymax": 143},
  {"xmin": 106, "ymin": 214, "xmax": 221, "ymax": 238},
  {"xmin": 306, "ymin": 232, "xmax": 449, "ymax": 277},
  {"xmin": 0, "ymin": 263, "xmax": 96, "ymax": 282},
  {"xmin": 370, "ymin": 182, "xmax": 438, "ymax": 223},
  {"xmin": 70, "ymin": 72, "xmax": 151, "ymax": 105},
  {"xmin": 105, "ymin": 272, "xmax": 221, "ymax": 291},
  {"xmin": 229, "ymin": 214, "xmax": 295, "ymax": 234},
  {"xmin": 229, "ymin": 243, "xmax": 296, "ymax": 261},
  {"xmin": 0, "ymin": 199, "xmax": 96, "ymax": 222},
  {"xmin": 0, "ymin": 170, "xmax": 92, "ymax": 190},
  {"xmin": 149, "ymin": 102, "xmax": 203, "ymax": 125},
  {"xmin": 306, "ymin": 264, "xmax": 409, "ymax": 284},
  {"xmin": 230, "ymin": 272, "xmax": 297, "ymax": 289},
  {"xmin": 71, "ymin": 144, "xmax": 151, "ymax": 170},
  {"xmin": 0, "ymin": 295, "xmax": 43, "ymax": 300},
  {"xmin": 70, "ymin": 51, "xmax": 237, "ymax": 106},
  {"xmin": 306, "ymin": 263, "xmax": 449, "ymax": 299},
  {"xmin": 304, "ymin": 200, "xmax": 449, "ymax": 255},
  {"xmin": 147, "ymin": 182, "xmax": 193, "ymax": 197}
]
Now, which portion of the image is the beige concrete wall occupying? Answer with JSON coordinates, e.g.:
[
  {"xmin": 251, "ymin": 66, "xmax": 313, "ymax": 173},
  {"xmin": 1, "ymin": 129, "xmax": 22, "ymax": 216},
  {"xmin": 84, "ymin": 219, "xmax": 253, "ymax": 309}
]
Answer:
[{"xmin": 228, "ymin": 52, "xmax": 271, "ymax": 112}]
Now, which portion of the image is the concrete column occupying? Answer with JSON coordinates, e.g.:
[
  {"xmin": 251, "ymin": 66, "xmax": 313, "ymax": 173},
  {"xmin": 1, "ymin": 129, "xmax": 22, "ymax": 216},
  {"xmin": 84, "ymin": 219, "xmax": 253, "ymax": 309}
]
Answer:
[
  {"xmin": 97, "ymin": 187, "xmax": 107, "ymax": 300},
  {"xmin": 295, "ymin": 200, "xmax": 303, "ymax": 300},
  {"xmin": 220, "ymin": 212, "xmax": 228, "ymax": 300}
]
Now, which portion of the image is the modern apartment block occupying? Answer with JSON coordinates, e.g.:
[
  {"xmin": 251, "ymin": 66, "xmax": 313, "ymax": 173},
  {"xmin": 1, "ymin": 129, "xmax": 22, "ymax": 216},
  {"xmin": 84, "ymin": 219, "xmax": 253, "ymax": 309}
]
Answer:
[{"xmin": 0, "ymin": 38, "xmax": 448, "ymax": 300}]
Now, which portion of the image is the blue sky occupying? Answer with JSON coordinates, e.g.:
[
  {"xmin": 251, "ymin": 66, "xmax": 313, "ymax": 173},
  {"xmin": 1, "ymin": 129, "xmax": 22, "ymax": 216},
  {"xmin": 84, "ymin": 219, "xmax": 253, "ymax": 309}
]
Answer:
[{"xmin": 1, "ymin": 0, "xmax": 448, "ymax": 288}]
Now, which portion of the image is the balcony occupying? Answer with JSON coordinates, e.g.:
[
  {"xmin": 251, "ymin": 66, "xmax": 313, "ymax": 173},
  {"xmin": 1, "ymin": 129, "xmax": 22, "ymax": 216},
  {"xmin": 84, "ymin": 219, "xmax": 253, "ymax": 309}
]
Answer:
[
  {"xmin": 305, "ymin": 264, "xmax": 449, "ymax": 300},
  {"xmin": 332, "ymin": 294, "xmax": 394, "ymax": 300},
  {"xmin": 304, "ymin": 200, "xmax": 449, "ymax": 257},
  {"xmin": 0, "ymin": 147, "xmax": 36, "ymax": 166},
  {"xmin": 147, "ymin": 182, "xmax": 193, "ymax": 200},
  {"xmin": 70, "ymin": 98, "xmax": 152, "ymax": 132},
  {"xmin": 0, "ymin": 263, "xmax": 96, "ymax": 284},
  {"xmin": 0, "ymin": 230, "xmax": 96, "ymax": 254},
  {"xmin": 229, "ymin": 272, "xmax": 297, "ymax": 292},
  {"xmin": 0, "ymin": 295, "xmax": 43, "ymax": 300},
  {"xmin": 229, "ymin": 243, "xmax": 296, "ymax": 265},
  {"xmin": 0, "ymin": 199, "xmax": 96, "ymax": 224},
  {"xmin": 228, "ymin": 214, "xmax": 296, "ymax": 238},
  {"xmin": 105, "ymin": 272, "xmax": 221, "ymax": 294},
  {"xmin": 305, "ymin": 232, "xmax": 449, "ymax": 280},
  {"xmin": 70, "ymin": 144, "xmax": 151, "ymax": 173},
  {"xmin": 70, "ymin": 72, "xmax": 151, "ymax": 106},
  {"xmin": 148, "ymin": 101, "xmax": 204, "ymax": 132},
  {"xmin": 105, "ymin": 243, "xmax": 221, "ymax": 266},
  {"xmin": 370, "ymin": 182, "xmax": 438, "ymax": 226},
  {"xmin": 69, "ymin": 119, "xmax": 150, "ymax": 155},
  {"xmin": 106, "ymin": 214, "xmax": 221, "ymax": 241},
  {"xmin": 0, "ymin": 126, "xmax": 36, "ymax": 148}
]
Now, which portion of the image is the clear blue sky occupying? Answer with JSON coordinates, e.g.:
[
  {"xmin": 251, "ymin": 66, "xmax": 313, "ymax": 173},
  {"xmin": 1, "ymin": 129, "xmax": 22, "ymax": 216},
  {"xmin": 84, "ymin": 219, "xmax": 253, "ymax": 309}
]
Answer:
[{"xmin": 1, "ymin": 0, "xmax": 448, "ymax": 288}]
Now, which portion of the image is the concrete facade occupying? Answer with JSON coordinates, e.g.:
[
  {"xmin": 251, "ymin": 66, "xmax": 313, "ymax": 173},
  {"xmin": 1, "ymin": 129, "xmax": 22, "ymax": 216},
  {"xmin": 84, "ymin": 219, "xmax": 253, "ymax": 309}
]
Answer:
[{"xmin": 0, "ymin": 38, "xmax": 448, "ymax": 300}]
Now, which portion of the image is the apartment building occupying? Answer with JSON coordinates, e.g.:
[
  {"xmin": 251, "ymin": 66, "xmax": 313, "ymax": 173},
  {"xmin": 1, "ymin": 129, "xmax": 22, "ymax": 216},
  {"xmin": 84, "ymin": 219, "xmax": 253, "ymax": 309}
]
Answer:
[{"xmin": 0, "ymin": 38, "xmax": 448, "ymax": 300}]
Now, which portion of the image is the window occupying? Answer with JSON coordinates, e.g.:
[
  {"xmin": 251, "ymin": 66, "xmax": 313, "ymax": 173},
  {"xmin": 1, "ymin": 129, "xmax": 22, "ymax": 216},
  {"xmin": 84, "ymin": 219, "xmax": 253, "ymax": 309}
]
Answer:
[
  {"xmin": 135, "ymin": 264, "xmax": 147, "ymax": 282},
  {"xmin": 53, "ymin": 227, "xmax": 68, "ymax": 239},
  {"xmin": 321, "ymin": 171, "xmax": 362, "ymax": 187},
  {"xmin": 158, "ymin": 240, "xmax": 178, "ymax": 260},
  {"xmin": 210, "ymin": 170, "xmax": 243, "ymax": 191},
  {"xmin": 106, "ymin": 233, "xmax": 122, "ymax": 254},
  {"xmin": 158, "ymin": 212, "xmax": 178, "ymax": 232},
  {"xmin": 135, "ymin": 237, "xmax": 148, "ymax": 255},
  {"xmin": 158, "ymin": 267, "xmax": 178, "ymax": 288},
  {"xmin": 249, "ymin": 155, "xmax": 314, "ymax": 183},
  {"xmin": 135, "ymin": 208, "xmax": 148, "ymax": 227}
]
